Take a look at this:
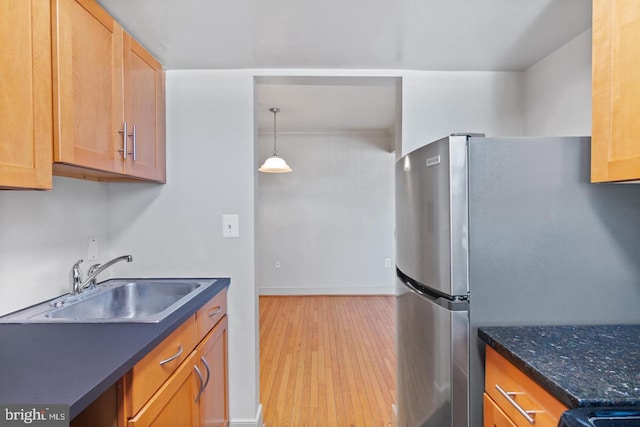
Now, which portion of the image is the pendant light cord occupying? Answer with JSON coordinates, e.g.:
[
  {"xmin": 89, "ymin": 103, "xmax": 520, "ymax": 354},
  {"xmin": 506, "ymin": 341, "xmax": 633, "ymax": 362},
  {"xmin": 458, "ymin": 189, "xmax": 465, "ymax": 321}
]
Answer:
[{"xmin": 271, "ymin": 107, "xmax": 279, "ymax": 156}]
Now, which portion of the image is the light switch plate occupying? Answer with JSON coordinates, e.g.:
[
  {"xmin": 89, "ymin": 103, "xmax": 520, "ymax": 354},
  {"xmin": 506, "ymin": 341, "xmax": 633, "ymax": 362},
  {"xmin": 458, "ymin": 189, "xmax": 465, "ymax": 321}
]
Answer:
[
  {"xmin": 88, "ymin": 237, "xmax": 98, "ymax": 260},
  {"xmin": 222, "ymin": 214, "xmax": 239, "ymax": 238}
]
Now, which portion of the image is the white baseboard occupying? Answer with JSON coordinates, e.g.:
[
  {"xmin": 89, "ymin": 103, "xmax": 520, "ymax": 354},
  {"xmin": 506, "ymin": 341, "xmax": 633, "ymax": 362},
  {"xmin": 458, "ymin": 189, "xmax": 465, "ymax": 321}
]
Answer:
[
  {"xmin": 230, "ymin": 404, "xmax": 263, "ymax": 427},
  {"xmin": 259, "ymin": 286, "xmax": 394, "ymax": 296}
]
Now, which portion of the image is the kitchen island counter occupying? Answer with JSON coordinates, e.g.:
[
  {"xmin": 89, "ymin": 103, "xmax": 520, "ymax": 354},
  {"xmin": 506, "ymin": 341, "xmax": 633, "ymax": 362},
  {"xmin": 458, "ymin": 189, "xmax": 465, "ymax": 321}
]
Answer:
[
  {"xmin": 479, "ymin": 325, "xmax": 640, "ymax": 409},
  {"xmin": 0, "ymin": 277, "xmax": 230, "ymax": 419}
]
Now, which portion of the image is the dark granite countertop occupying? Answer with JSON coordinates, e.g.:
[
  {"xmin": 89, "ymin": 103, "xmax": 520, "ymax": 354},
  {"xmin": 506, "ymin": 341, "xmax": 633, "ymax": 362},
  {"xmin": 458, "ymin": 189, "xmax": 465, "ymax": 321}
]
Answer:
[
  {"xmin": 479, "ymin": 325, "xmax": 640, "ymax": 409},
  {"xmin": 0, "ymin": 278, "xmax": 229, "ymax": 419}
]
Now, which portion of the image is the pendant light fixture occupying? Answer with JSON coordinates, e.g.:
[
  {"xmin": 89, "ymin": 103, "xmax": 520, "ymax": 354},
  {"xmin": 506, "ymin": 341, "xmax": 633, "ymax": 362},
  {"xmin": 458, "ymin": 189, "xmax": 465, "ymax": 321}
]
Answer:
[{"xmin": 259, "ymin": 107, "xmax": 292, "ymax": 173}]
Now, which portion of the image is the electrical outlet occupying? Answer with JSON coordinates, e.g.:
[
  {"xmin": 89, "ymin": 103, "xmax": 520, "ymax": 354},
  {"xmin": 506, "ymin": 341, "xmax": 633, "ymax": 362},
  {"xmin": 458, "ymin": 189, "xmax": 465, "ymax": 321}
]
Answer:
[
  {"xmin": 275, "ymin": 260, "xmax": 281, "ymax": 269},
  {"xmin": 384, "ymin": 258, "xmax": 392, "ymax": 268}
]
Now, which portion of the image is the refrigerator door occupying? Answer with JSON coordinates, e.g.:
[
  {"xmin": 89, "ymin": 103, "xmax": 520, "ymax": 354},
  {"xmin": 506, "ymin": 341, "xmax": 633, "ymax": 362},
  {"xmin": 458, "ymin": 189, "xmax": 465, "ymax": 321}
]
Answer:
[
  {"xmin": 396, "ymin": 273, "xmax": 469, "ymax": 427},
  {"xmin": 396, "ymin": 135, "xmax": 469, "ymax": 297}
]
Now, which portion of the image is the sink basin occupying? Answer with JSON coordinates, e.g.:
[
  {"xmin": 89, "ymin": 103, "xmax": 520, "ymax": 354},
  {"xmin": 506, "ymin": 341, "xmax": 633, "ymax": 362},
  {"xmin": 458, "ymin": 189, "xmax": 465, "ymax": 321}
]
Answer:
[
  {"xmin": 46, "ymin": 282, "xmax": 199, "ymax": 320},
  {"xmin": 0, "ymin": 278, "xmax": 219, "ymax": 323}
]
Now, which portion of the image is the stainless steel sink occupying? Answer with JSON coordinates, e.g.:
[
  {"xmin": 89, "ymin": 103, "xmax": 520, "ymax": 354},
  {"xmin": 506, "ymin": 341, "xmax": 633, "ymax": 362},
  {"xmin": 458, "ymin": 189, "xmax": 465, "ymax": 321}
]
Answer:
[{"xmin": 0, "ymin": 278, "xmax": 219, "ymax": 323}]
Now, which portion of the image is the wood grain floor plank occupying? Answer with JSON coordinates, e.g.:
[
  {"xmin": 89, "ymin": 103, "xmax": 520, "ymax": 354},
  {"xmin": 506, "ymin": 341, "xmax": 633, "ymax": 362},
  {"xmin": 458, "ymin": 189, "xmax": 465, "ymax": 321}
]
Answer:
[{"xmin": 260, "ymin": 295, "xmax": 396, "ymax": 427}]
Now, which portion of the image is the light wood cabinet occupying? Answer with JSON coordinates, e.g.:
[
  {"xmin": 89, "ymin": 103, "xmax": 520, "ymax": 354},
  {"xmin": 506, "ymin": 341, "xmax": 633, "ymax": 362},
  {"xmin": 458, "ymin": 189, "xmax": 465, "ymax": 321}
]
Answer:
[
  {"xmin": 196, "ymin": 316, "xmax": 229, "ymax": 427},
  {"xmin": 51, "ymin": 0, "xmax": 165, "ymax": 183},
  {"xmin": 121, "ymin": 34, "xmax": 166, "ymax": 182},
  {"xmin": 484, "ymin": 393, "xmax": 516, "ymax": 427},
  {"xmin": 484, "ymin": 346, "xmax": 567, "ymax": 427},
  {"xmin": 128, "ymin": 351, "xmax": 200, "ymax": 427},
  {"xmin": 591, "ymin": 0, "xmax": 640, "ymax": 182},
  {"xmin": 73, "ymin": 290, "xmax": 228, "ymax": 427},
  {"xmin": 196, "ymin": 289, "xmax": 227, "ymax": 342},
  {"xmin": 123, "ymin": 317, "xmax": 197, "ymax": 417},
  {"xmin": 0, "ymin": 0, "xmax": 53, "ymax": 190}
]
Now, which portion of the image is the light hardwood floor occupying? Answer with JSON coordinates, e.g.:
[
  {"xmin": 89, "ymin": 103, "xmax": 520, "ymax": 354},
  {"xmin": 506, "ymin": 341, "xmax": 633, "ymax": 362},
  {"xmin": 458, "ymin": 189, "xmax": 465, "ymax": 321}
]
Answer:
[{"xmin": 259, "ymin": 295, "xmax": 396, "ymax": 427}]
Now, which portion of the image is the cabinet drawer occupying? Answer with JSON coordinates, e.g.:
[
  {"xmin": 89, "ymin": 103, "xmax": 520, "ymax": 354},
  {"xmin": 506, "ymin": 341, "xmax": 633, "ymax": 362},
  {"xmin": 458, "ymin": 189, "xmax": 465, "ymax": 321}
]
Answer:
[
  {"xmin": 485, "ymin": 346, "xmax": 568, "ymax": 427},
  {"xmin": 484, "ymin": 393, "xmax": 516, "ymax": 427},
  {"xmin": 124, "ymin": 316, "xmax": 197, "ymax": 417},
  {"xmin": 196, "ymin": 288, "xmax": 227, "ymax": 342},
  {"xmin": 128, "ymin": 351, "xmax": 199, "ymax": 427}
]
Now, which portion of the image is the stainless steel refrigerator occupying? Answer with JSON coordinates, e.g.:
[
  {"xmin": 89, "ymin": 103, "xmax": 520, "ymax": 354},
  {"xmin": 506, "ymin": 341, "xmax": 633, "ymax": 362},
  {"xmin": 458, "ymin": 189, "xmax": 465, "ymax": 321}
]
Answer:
[{"xmin": 395, "ymin": 134, "xmax": 640, "ymax": 427}]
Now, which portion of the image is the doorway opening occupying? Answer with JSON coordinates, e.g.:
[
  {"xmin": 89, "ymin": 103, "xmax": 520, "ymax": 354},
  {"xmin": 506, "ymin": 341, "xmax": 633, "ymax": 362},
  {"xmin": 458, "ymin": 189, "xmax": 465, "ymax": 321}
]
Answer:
[{"xmin": 254, "ymin": 75, "xmax": 402, "ymax": 426}]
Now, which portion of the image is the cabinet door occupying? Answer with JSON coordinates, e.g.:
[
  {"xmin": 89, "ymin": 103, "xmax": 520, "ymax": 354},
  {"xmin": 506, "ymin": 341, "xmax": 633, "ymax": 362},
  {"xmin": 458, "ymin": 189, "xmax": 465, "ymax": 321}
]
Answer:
[
  {"xmin": 592, "ymin": 0, "xmax": 640, "ymax": 182},
  {"xmin": 123, "ymin": 34, "xmax": 166, "ymax": 183},
  {"xmin": 52, "ymin": 0, "xmax": 124, "ymax": 174},
  {"xmin": 197, "ymin": 316, "xmax": 229, "ymax": 427},
  {"xmin": 124, "ymin": 317, "xmax": 197, "ymax": 417},
  {"xmin": 0, "ymin": 0, "xmax": 52, "ymax": 189},
  {"xmin": 484, "ymin": 394, "xmax": 517, "ymax": 427},
  {"xmin": 128, "ymin": 351, "xmax": 200, "ymax": 427}
]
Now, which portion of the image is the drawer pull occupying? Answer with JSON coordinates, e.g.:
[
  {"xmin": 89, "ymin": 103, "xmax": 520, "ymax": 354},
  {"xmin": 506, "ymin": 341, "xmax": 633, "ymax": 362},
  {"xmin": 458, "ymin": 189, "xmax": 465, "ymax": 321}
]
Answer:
[
  {"xmin": 201, "ymin": 356, "xmax": 211, "ymax": 390},
  {"xmin": 159, "ymin": 344, "xmax": 183, "ymax": 366},
  {"xmin": 495, "ymin": 384, "xmax": 536, "ymax": 424},
  {"xmin": 208, "ymin": 307, "xmax": 222, "ymax": 317},
  {"xmin": 194, "ymin": 365, "xmax": 204, "ymax": 403}
]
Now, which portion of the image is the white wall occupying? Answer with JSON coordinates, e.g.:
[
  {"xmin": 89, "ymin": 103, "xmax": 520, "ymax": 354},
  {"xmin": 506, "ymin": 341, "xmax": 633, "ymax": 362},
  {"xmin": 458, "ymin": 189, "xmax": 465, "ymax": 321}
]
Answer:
[
  {"xmin": 257, "ymin": 131, "xmax": 395, "ymax": 295},
  {"xmin": 401, "ymin": 71, "xmax": 524, "ymax": 155},
  {"xmin": 107, "ymin": 70, "xmax": 260, "ymax": 426},
  {"xmin": 523, "ymin": 29, "xmax": 592, "ymax": 136},
  {"xmin": 0, "ymin": 177, "xmax": 109, "ymax": 316}
]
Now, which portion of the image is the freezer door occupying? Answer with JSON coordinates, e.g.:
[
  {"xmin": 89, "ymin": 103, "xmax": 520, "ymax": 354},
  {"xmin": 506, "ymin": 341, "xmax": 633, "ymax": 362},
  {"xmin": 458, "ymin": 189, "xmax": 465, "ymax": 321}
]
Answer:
[
  {"xmin": 396, "ymin": 275, "xmax": 469, "ymax": 427},
  {"xmin": 396, "ymin": 135, "xmax": 469, "ymax": 297}
]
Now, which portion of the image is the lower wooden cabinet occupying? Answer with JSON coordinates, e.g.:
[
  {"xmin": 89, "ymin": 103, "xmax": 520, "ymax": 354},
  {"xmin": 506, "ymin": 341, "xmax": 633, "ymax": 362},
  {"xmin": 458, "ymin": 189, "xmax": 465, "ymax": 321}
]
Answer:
[
  {"xmin": 197, "ymin": 316, "xmax": 228, "ymax": 427},
  {"xmin": 126, "ymin": 317, "xmax": 228, "ymax": 427},
  {"xmin": 484, "ymin": 346, "xmax": 568, "ymax": 427},
  {"xmin": 484, "ymin": 393, "xmax": 516, "ymax": 427},
  {"xmin": 128, "ymin": 351, "xmax": 200, "ymax": 427},
  {"xmin": 72, "ymin": 291, "xmax": 228, "ymax": 427}
]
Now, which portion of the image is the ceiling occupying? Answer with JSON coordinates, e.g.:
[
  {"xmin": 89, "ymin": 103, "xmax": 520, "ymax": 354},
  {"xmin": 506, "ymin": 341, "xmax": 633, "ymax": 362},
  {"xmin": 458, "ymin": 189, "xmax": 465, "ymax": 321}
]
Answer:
[
  {"xmin": 97, "ymin": 0, "xmax": 592, "ymax": 132},
  {"xmin": 254, "ymin": 77, "xmax": 399, "ymax": 133}
]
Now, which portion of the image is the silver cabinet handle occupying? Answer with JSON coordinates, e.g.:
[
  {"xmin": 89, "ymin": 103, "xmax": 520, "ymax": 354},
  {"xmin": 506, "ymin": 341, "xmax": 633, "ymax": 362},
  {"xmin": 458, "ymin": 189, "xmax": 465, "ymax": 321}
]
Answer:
[
  {"xmin": 208, "ymin": 307, "xmax": 222, "ymax": 318},
  {"xmin": 117, "ymin": 121, "xmax": 128, "ymax": 159},
  {"xmin": 194, "ymin": 365, "xmax": 204, "ymax": 403},
  {"xmin": 127, "ymin": 125, "xmax": 137, "ymax": 162},
  {"xmin": 495, "ymin": 384, "xmax": 536, "ymax": 424},
  {"xmin": 159, "ymin": 344, "xmax": 183, "ymax": 366},
  {"xmin": 201, "ymin": 356, "xmax": 211, "ymax": 391}
]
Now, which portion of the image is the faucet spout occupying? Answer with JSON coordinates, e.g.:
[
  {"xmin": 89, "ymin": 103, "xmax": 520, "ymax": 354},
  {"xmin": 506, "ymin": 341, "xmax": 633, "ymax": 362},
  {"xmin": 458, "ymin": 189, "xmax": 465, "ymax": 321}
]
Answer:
[{"xmin": 74, "ymin": 255, "xmax": 133, "ymax": 294}]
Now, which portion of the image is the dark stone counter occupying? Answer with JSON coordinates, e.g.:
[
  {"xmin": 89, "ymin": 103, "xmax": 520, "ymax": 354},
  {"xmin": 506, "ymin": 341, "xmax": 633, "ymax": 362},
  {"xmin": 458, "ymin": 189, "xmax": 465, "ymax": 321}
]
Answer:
[
  {"xmin": 0, "ymin": 278, "xmax": 229, "ymax": 419},
  {"xmin": 479, "ymin": 325, "xmax": 640, "ymax": 408}
]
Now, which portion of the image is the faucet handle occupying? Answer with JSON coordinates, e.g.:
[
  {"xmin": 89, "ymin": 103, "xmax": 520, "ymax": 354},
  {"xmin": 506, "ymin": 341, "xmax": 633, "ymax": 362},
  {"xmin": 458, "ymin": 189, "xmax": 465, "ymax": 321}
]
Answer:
[
  {"xmin": 88, "ymin": 263, "xmax": 101, "ymax": 289},
  {"xmin": 71, "ymin": 259, "xmax": 84, "ymax": 294}
]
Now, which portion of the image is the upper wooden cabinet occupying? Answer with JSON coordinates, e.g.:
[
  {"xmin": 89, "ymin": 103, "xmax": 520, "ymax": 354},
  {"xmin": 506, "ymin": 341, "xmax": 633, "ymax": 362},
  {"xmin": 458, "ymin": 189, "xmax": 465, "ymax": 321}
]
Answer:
[
  {"xmin": 52, "ymin": 0, "xmax": 123, "ymax": 177},
  {"xmin": 122, "ymin": 34, "xmax": 166, "ymax": 182},
  {"xmin": 52, "ymin": 0, "xmax": 166, "ymax": 183},
  {"xmin": 0, "ymin": 0, "xmax": 53, "ymax": 190},
  {"xmin": 592, "ymin": 0, "xmax": 640, "ymax": 182}
]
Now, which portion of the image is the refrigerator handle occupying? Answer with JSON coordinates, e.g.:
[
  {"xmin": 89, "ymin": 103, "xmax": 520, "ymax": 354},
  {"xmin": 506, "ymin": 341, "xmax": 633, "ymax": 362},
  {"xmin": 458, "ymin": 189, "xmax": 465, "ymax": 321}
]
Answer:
[{"xmin": 399, "ymin": 274, "xmax": 440, "ymax": 303}]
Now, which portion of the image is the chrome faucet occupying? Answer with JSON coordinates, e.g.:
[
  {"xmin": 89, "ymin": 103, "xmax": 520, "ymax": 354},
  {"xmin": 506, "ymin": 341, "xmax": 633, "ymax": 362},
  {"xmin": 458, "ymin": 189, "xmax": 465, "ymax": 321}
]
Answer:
[{"xmin": 70, "ymin": 255, "xmax": 133, "ymax": 294}]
